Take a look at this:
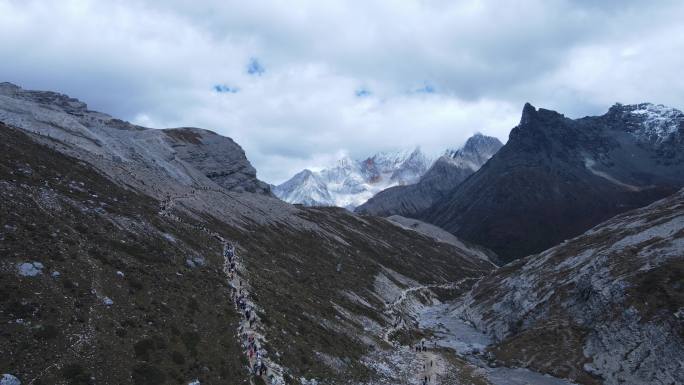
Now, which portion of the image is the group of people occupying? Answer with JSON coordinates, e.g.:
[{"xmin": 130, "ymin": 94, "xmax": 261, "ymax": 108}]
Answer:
[
  {"xmin": 415, "ymin": 339, "xmax": 428, "ymax": 352},
  {"xmin": 225, "ymin": 242, "xmax": 273, "ymax": 382}
]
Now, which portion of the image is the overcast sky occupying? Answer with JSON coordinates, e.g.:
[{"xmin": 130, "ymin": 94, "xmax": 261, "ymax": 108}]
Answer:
[{"xmin": 1, "ymin": 0, "xmax": 683, "ymax": 184}]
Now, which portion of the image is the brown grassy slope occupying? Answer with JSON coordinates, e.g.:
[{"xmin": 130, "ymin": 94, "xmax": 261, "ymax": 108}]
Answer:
[{"xmin": 0, "ymin": 123, "xmax": 248, "ymax": 385}]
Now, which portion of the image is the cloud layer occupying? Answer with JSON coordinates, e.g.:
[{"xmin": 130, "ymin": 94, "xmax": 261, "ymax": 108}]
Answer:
[{"xmin": 1, "ymin": 0, "xmax": 683, "ymax": 183}]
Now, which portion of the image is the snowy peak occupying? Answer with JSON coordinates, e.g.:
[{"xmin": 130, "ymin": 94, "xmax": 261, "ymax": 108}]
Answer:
[
  {"xmin": 274, "ymin": 147, "xmax": 432, "ymax": 209},
  {"xmin": 272, "ymin": 169, "xmax": 331, "ymax": 206},
  {"xmin": 440, "ymin": 133, "xmax": 503, "ymax": 172},
  {"xmin": 610, "ymin": 102, "xmax": 684, "ymax": 144},
  {"xmin": 355, "ymin": 133, "xmax": 504, "ymax": 217},
  {"xmin": 361, "ymin": 147, "xmax": 431, "ymax": 185}
]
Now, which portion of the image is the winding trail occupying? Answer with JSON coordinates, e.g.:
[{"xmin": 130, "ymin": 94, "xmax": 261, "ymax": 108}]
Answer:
[
  {"xmin": 159, "ymin": 194, "xmax": 286, "ymax": 385},
  {"xmin": 374, "ymin": 278, "xmax": 479, "ymax": 385},
  {"xmin": 381, "ymin": 278, "xmax": 474, "ymax": 343}
]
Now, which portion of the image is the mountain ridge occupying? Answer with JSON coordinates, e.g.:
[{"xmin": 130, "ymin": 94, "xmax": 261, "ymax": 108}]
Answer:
[
  {"xmin": 420, "ymin": 102, "xmax": 684, "ymax": 263},
  {"xmin": 356, "ymin": 133, "xmax": 503, "ymax": 217},
  {"xmin": 273, "ymin": 146, "xmax": 433, "ymax": 209}
]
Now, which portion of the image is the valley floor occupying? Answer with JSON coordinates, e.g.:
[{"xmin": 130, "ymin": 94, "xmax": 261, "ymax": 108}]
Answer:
[{"xmin": 363, "ymin": 283, "xmax": 580, "ymax": 385}]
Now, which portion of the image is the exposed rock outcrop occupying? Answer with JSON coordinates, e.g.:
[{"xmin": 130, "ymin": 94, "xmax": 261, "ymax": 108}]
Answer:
[{"xmin": 421, "ymin": 103, "xmax": 684, "ymax": 262}]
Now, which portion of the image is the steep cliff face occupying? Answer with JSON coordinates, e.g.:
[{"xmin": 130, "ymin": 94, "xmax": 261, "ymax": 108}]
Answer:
[
  {"xmin": 163, "ymin": 127, "xmax": 271, "ymax": 194},
  {"xmin": 356, "ymin": 134, "xmax": 502, "ymax": 217},
  {"xmin": 0, "ymin": 82, "xmax": 271, "ymax": 196},
  {"xmin": 460, "ymin": 189, "xmax": 684, "ymax": 385},
  {"xmin": 422, "ymin": 103, "xmax": 684, "ymax": 262}
]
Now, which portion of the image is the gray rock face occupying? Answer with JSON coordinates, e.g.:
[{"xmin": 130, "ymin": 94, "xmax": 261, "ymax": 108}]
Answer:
[
  {"xmin": 460, "ymin": 189, "xmax": 684, "ymax": 385},
  {"xmin": 356, "ymin": 133, "xmax": 502, "ymax": 217},
  {"xmin": 0, "ymin": 82, "xmax": 270, "ymax": 197},
  {"xmin": 421, "ymin": 103, "xmax": 684, "ymax": 263},
  {"xmin": 163, "ymin": 128, "xmax": 271, "ymax": 194}
]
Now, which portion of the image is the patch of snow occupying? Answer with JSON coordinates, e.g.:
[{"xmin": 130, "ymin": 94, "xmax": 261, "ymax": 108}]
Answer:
[
  {"xmin": 51, "ymin": 271, "xmax": 60, "ymax": 278},
  {"xmin": 187, "ymin": 380, "xmax": 200, "ymax": 385},
  {"xmin": 102, "ymin": 297, "xmax": 114, "ymax": 306},
  {"xmin": 116, "ymin": 271, "xmax": 125, "ymax": 277},
  {"xmin": 17, "ymin": 261, "xmax": 43, "ymax": 277},
  {"xmin": 627, "ymin": 103, "xmax": 683, "ymax": 143}
]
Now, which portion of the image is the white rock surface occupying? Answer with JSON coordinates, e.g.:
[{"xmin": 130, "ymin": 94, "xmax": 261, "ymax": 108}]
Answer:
[{"xmin": 0, "ymin": 374, "xmax": 20, "ymax": 385}]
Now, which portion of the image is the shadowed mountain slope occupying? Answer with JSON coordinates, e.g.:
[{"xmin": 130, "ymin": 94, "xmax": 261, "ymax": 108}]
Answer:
[
  {"xmin": 422, "ymin": 103, "xmax": 684, "ymax": 263},
  {"xmin": 356, "ymin": 133, "xmax": 502, "ymax": 217}
]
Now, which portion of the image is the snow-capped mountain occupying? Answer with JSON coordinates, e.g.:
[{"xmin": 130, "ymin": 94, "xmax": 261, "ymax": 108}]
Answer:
[
  {"xmin": 421, "ymin": 102, "xmax": 684, "ymax": 262},
  {"xmin": 355, "ymin": 133, "xmax": 503, "ymax": 217},
  {"xmin": 442, "ymin": 132, "xmax": 504, "ymax": 171},
  {"xmin": 273, "ymin": 148, "xmax": 432, "ymax": 209}
]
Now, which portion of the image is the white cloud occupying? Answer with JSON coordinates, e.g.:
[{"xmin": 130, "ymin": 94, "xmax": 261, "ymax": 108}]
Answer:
[{"xmin": 1, "ymin": 0, "xmax": 683, "ymax": 183}]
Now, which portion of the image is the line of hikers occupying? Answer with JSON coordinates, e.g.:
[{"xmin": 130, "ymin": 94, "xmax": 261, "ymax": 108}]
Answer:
[{"xmin": 225, "ymin": 242, "xmax": 277, "ymax": 384}]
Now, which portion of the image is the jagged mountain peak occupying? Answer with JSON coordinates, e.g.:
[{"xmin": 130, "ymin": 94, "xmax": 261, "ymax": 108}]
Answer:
[
  {"xmin": 355, "ymin": 133, "xmax": 503, "ymax": 217},
  {"xmin": 440, "ymin": 133, "xmax": 503, "ymax": 172},
  {"xmin": 275, "ymin": 147, "xmax": 433, "ymax": 209},
  {"xmin": 421, "ymin": 102, "xmax": 684, "ymax": 262}
]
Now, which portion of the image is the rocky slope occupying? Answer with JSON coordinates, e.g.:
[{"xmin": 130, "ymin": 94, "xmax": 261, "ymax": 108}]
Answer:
[
  {"xmin": 0, "ymin": 123, "xmax": 249, "ymax": 385},
  {"xmin": 356, "ymin": 134, "xmax": 502, "ymax": 217},
  {"xmin": 459, "ymin": 188, "xmax": 684, "ymax": 385},
  {"xmin": 163, "ymin": 127, "xmax": 271, "ymax": 194},
  {"xmin": 422, "ymin": 103, "xmax": 684, "ymax": 263},
  {"xmin": 0, "ymin": 84, "xmax": 494, "ymax": 385},
  {"xmin": 273, "ymin": 148, "xmax": 432, "ymax": 210},
  {"xmin": 0, "ymin": 82, "xmax": 271, "ymax": 197}
]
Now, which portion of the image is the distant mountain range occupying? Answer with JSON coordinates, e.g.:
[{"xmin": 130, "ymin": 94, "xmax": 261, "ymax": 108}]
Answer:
[
  {"xmin": 274, "ymin": 133, "xmax": 503, "ymax": 210},
  {"xmin": 418, "ymin": 102, "xmax": 684, "ymax": 263},
  {"xmin": 273, "ymin": 148, "xmax": 432, "ymax": 209},
  {"xmin": 356, "ymin": 133, "xmax": 502, "ymax": 217}
]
